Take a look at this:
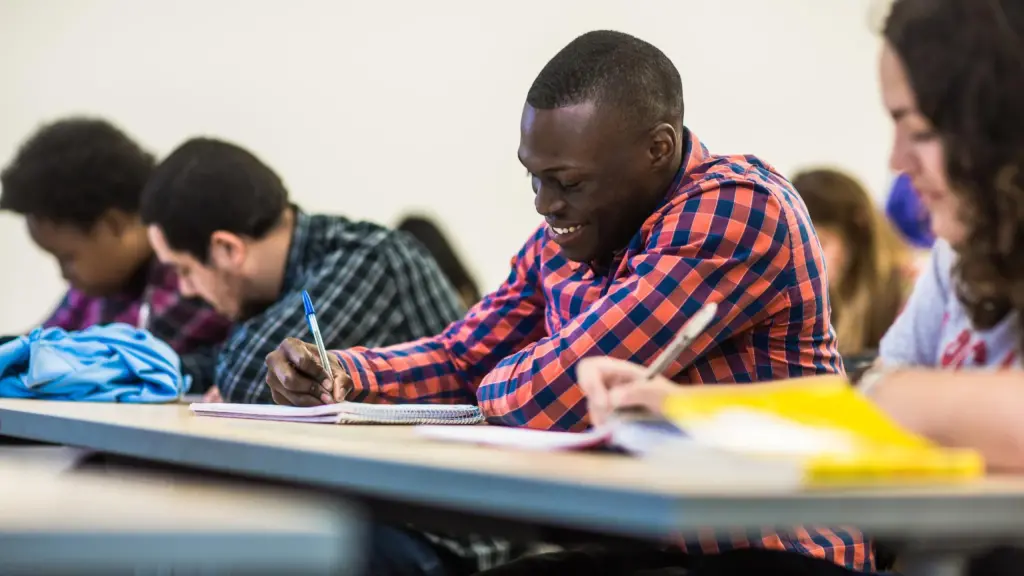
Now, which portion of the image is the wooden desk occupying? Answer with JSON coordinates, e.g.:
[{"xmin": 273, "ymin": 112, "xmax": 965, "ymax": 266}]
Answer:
[
  {"xmin": 0, "ymin": 443, "xmax": 363, "ymax": 574},
  {"xmin": 1, "ymin": 398, "xmax": 1023, "ymax": 553}
]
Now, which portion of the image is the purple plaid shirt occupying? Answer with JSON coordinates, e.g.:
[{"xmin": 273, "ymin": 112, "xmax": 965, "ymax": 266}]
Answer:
[{"xmin": 43, "ymin": 259, "xmax": 232, "ymax": 392}]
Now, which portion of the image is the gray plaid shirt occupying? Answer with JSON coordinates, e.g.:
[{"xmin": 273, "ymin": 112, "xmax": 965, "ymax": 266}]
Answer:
[
  {"xmin": 215, "ymin": 210, "xmax": 464, "ymax": 404},
  {"xmin": 213, "ymin": 209, "xmax": 512, "ymax": 571}
]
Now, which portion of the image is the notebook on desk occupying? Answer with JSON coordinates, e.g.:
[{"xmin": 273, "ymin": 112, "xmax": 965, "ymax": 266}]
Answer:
[
  {"xmin": 418, "ymin": 376, "xmax": 986, "ymax": 486},
  {"xmin": 189, "ymin": 402, "xmax": 484, "ymax": 425},
  {"xmin": 416, "ymin": 417, "xmax": 806, "ymax": 490}
]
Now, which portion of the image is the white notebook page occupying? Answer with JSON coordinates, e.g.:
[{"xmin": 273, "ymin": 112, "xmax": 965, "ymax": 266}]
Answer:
[{"xmin": 416, "ymin": 425, "xmax": 613, "ymax": 451}]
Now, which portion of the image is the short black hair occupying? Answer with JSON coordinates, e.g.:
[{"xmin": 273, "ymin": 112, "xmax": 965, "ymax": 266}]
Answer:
[
  {"xmin": 527, "ymin": 30, "xmax": 684, "ymax": 129},
  {"xmin": 397, "ymin": 215, "xmax": 481, "ymax": 303},
  {"xmin": 0, "ymin": 117, "xmax": 155, "ymax": 229},
  {"xmin": 139, "ymin": 138, "xmax": 289, "ymax": 261}
]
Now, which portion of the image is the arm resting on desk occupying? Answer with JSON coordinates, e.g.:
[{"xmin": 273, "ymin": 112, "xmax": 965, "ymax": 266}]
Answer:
[{"xmin": 867, "ymin": 369, "xmax": 1024, "ymax": 472}]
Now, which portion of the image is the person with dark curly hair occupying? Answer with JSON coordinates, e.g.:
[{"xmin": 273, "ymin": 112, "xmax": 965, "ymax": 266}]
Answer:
[{"xmin": 0, "ymin": 118, "xmax": 232, "ymax": 392}]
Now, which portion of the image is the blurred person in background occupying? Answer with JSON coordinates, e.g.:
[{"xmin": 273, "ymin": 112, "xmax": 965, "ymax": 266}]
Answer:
[
  {"xmin": 885, "ymin": 172, "xmax": 934, "ymax": 270},
  {"xmin": 792, "ymin": 168, "xmax": 914, "ymax": 369},
  {"xmin": 397, "ymin": 215, "xmax": 482, "ymax": 308},
  {"xmin": 0, "ymin": 118, "xmax": 231, "ymax": 392}
]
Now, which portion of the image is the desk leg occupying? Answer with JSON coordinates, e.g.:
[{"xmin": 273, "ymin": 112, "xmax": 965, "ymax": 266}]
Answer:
[{"xmin": 899, "ymin": 554, "xmax": 967, "ymax": 576}]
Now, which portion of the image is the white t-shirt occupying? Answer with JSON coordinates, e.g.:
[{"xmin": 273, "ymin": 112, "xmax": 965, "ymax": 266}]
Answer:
[{"xmin": 879, "ymin": 240, "xmax": 1020, "ymax": 369}]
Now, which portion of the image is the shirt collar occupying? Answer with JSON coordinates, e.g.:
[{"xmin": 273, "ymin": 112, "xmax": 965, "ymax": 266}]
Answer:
[
  {"xmin": 677, "ymin": 128, "xmax": 709, "ymax": 187},
  {"xmin": 281, "ymin": 206, "xmax": 310, "ymax": 294},
  {"xmin": 568, "ymin": 128, "xmax": 706, "ymax": 275}
]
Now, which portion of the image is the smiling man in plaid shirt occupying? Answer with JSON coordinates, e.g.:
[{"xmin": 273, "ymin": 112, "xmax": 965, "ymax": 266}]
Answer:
[{"xmin": 267, "ymin": 31, "xmax": 872, "ymax": 576}]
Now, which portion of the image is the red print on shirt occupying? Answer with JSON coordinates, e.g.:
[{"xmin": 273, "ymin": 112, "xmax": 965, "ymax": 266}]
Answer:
[{"xmin": 940, "ymin": 329, "xmax": 1014, "ymax": 368}]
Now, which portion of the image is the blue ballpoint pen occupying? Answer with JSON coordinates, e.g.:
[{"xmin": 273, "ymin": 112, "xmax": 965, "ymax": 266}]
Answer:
[{"xmin": 301, "ymin": 290, "xmax": 334, "ymax": 382}]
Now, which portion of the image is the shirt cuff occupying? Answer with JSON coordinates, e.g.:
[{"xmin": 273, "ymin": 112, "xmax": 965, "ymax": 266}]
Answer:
[{"xmin": 333, "ymin": 348, "xmax": 383, "ymax": 400}]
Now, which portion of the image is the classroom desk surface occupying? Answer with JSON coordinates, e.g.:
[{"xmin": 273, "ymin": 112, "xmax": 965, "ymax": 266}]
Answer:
[
  {"xmin": 2, "ymin": 398, "xmax": 1024, "ymax": 548},
  {"xmin": 0, "ymin": 443, "xmax": 362, "ymax": 574}
]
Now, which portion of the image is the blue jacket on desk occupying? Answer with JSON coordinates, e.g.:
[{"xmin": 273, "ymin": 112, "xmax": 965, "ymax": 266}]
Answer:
[{"xmin": 0, "ymin": 324, "xmax": 189, "ymax": 403}]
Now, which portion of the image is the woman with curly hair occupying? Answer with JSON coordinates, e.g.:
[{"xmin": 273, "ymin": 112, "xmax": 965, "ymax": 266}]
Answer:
[
  {"xmin": 576, "ymin": 0, "xmax": 1024, "ymax": 474},
  {"xmin": 862, "ymin": 0, "xmax": 1024, "ymax": 471}
]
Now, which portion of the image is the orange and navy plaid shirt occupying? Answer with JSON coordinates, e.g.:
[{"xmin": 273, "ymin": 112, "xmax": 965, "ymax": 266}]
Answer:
[{"xmin": 335, "ymin": 130, "xmax": 872, "ymax": 572}]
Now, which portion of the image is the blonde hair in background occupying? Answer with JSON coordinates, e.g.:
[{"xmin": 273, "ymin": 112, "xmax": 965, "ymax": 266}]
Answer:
[{"xmin": 793, "ymin": 168, "xmax": 913, "ymax": 356}]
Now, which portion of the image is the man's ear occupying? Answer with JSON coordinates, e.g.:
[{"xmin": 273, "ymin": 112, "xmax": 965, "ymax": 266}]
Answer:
[
  {"xmin": 208, "ymin": 231, "xmax": 247, "ymax": 270},
  {"xmin": 647, "ymin": 123, "xmax": 679, "ymax": 170}
]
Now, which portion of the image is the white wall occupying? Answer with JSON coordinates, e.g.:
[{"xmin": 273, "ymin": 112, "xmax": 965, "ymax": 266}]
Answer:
[{"xmin": 0, "ymin": 0, "xmax": 891, "ymax": 333}]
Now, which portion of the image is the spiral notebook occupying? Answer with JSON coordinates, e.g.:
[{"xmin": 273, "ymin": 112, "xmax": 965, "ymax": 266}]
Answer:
[{"xmin": 189, "ymin": 402, "xmax": 484, "ymax": 425}]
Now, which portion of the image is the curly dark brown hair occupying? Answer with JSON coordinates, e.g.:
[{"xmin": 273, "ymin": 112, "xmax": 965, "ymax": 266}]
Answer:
[
  {"xmin": 885, "ymin": 0, "xmax": 1024, "ymax": 347},
  {"xmin": 0, "ymin": 117, "xmax": 155, "ymax": 229}
]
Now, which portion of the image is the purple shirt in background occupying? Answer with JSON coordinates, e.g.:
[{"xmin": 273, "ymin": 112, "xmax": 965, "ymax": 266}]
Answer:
[
  {"xmin": 43, "ymin": 259, "xmax": 232, "ymax": 391},
  {"xmin": 886, "ymin": 173, "xmax": 935, "ymax": 249},
  {"xmin": 880, "ymin": 240, "xmax": 1019, "ymax": 369}
]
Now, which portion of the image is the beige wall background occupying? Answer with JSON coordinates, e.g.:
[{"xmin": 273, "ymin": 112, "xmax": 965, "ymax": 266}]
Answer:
[{"xmin": 0, "ymin": 0, "xmax": 891, "ymax": 332}]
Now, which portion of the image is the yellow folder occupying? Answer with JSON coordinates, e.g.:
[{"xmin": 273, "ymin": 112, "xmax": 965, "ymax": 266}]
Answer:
[{"xmin": 660, "ymin": 375, "xmax": 984, "ymax": 485}]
